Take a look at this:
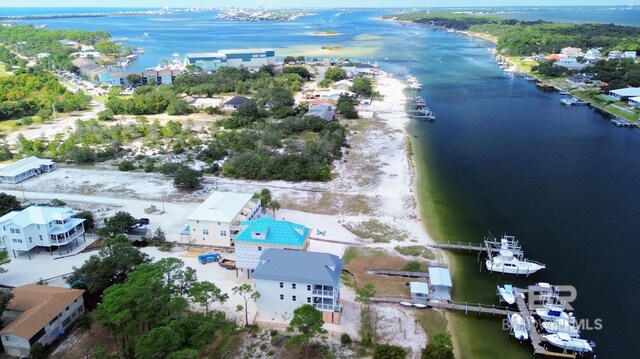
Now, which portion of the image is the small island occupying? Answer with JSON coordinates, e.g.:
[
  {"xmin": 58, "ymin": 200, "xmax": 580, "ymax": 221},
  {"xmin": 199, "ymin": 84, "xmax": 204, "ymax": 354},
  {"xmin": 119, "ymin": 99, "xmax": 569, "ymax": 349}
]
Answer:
[
  {"xmin": 216, "ymin": 8, "xmax": 314, "ymax": 22},
  {"xmin": 312, "ymin": 29, "xmax": 341, "ymax": 36}
]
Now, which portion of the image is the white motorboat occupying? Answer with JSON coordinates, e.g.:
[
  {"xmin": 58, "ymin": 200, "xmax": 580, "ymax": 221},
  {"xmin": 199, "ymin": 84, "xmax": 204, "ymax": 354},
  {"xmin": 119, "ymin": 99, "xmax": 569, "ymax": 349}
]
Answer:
[
  {"xmin": 413, "ymin": 303, "xmax": 427, "ymax": 309},
  {"xmin": 542, "ymin": 333, "xmax": 594, "ymax": 353},
  {"xmin": 535, "ymin": 303, "xmax": 570, "ymax": 322},
  {"xmin": 485, "ymin": 249, "xmax": 546, "ymax": 275},
  {"xmin": 498, "ymin": 284, "xmax": 516, "ymax": 305},
  {"xmin": 542, "ymin": 317, "xmax": 580, "ymax": 338},
  {"xmin": 508, "ymin": 313, "xmax": 529, "ymax": 341}
]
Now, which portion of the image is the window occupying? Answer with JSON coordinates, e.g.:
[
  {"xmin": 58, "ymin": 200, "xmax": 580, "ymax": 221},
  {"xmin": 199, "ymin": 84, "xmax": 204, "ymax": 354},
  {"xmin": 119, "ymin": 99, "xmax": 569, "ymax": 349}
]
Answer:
[
  {"xmin": 218, "ymin": 222, "xmax": 221, "ymax": 226},
  {"xmin": 292, "ymin": 296, "xmax": 297, "ymax": 301},
  {"xmin": 37, "ymin": 225, "xmax": 40, "ymax": 229},
  {"xmin": 279, "ymin": 282, "xmax": 283, "ymax": 288},
  {"xmin": 9, "ymin": 229, "xmax": 14, "ymax": 234},
  {"xmin": 292, "ymin": 283, "xmax": 296, "ymax": 289},
  {"xmin": 192, "ymin": 228, "xmax": 196, "ymax": 232},
  {"xmin": 15, "ymin": 229, "xmax": 20, "ymax": 234},
  {"xmin": 29, "ymin": 237, "xmax": 32, "ymax": 243},
  {"xmin": 307, "ymin": 285, "xmax": 311, "ymax": 291},
  {"xmin": 203, "ymin": 229, "xmax": 209, "ymax": 235},
  {"xmin": 220, "ymin": 230, "xmax": 227, "ymax": 236},
  {"xmin": 258, "ymin": 246, "xmax": 262, "ymax": 251},
  {"xmin": 39, "ymin": 235, "xmax": 43, "ymax": 241},
  {"xmin": 280, "ymin": 294, "xmax": 284, "ymax": 300},
  {"xmin": 196, "ymin": 220, "xmax": 200, "ymax": 224},
  {"xmin": 307, "ymin": 297, "xmax": 311, "ymax": 303}
]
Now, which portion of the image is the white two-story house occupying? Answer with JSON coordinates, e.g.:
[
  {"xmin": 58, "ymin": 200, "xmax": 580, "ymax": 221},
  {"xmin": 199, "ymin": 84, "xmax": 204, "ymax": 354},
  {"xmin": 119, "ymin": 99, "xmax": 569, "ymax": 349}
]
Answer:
[
  {"xmin": 252, "ymin": 248, "xmax": 343, "ymax": 324},
  {"xmin": 0, "ymin": 206, "xmax": 86, "ymax": 258},
  {"xmin": 235, "ymin": 217, "xmax": 310, "ymax": 272},
  {"xmin": 186, "ymin": 191, "xmax": 262, "ymax": 247},
  {"xmin": 0, "ymin": 285, "xmax": 85, "ymax": 358}
]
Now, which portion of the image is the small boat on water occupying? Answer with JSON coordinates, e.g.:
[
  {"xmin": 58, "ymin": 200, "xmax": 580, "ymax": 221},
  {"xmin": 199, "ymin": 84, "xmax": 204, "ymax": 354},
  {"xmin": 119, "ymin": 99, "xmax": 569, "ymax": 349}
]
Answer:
[
  {"xmin": 535, "ymin": 303, "xmax": 571, "ymax": 322},
  {"xmin": 498, "ymin": 284, "xmax": 516, "ymax": 305},
  {"xmin": 172, "ymin": 52, "xmax": 180, "ymax": 57},
  {"xmin": 542, "ymin": 333, "xmax": 594, "ymax": 353},
  {"xmin": 559, "ymin": 90, "xmax": 570, "ymax": 95},
  {"xmin": 542, "ymin": 317, "xmax": 580, "ymax": 338},
  {"xmin": 508, "ymin": 313, "xmax": 529, "ymax": 341}
]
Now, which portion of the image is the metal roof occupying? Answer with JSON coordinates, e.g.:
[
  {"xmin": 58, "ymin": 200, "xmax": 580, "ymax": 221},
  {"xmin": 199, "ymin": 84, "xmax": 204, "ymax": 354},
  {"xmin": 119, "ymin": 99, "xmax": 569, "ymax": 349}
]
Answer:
[
  {"xmin": 187, "ymin": 191, "xmax": 254, "ymax": 223},
  {"xmin": 428, "ymin": 267, "xmax": 453, "ymax": 287},
  {"xmin": 224, "ymin": 96, "xmax": 250, "ymax": 106},
  {"xmin": 185, "ymin": 52, "xmax": 227, "ymax": 58},
  {"xmin": 235, "ymin": 217, "xmax": 309, "ymax": 247},
  {"xmin": 410, "ymin": 282, "xmax": 429, "ymax": 295},
  {"xmin": 0, "ymin": 156, "xmax": 53, "ymax": 178},
  {"xmin": 219, "ymin": 48, "xmax": 274, "ymax": 54},
  {"xmin": 610, "ymin": 87, "xmax": 640, "ymax": 97},
  {"xmin": 0, "ymin": 206, "xmax": 82, "ymax": 228},
  {"xmin": 252, "ymin": 248, "xmax": 343, "ymax": 286}
]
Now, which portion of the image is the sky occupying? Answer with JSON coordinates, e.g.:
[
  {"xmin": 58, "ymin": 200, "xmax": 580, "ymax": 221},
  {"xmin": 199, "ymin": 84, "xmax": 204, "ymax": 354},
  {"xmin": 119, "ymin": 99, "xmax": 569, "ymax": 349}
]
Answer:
[{"xmin": 0, "ymin": 0, "xmax": 636, "ymax": 8}]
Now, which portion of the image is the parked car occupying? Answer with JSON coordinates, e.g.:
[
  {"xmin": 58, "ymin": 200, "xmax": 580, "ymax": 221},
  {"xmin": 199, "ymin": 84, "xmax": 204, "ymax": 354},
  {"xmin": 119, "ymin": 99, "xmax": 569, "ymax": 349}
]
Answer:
[
  {"xmin": 137, "ymin": 218, "xmax": 150, "ymax": 225},
  {"xmin": 198, "ymin": 253, "xmax": 221, "ymax": 265}
]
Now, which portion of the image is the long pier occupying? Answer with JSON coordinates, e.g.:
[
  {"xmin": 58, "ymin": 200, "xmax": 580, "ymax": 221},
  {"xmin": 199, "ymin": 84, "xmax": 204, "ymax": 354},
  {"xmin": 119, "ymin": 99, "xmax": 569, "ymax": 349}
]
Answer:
[
  {"xmin": 428, "ymin": 241, "xmax": 523, "ymax": 257},
  {"xmin": 611, "ymin": 116, "xmax": 639, "ymax": 128},
  {"xmin": 366, "ymin": 269, "xmax": 429, "ymax": 278},
  {"xmin": 370, "ymin": 296, "xmax": 514, "ymax": 316}
]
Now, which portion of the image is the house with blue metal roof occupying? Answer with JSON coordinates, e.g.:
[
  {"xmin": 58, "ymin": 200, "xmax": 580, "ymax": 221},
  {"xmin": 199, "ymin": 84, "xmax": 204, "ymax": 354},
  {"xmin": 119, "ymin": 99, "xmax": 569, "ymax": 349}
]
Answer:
[
  {"xmin": 252, "ymin": 248, "xmax": 343, "ymax": 324},
  {"xmin": 235, "ymin": 217, "xmax": 310, "ymax": 270}
]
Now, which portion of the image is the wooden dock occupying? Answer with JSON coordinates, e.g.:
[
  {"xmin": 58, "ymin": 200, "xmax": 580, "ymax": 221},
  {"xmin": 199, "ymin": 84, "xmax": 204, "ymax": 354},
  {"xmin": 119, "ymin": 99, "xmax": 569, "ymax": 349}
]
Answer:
[
  {"xmin": 367, "ymin": 269, "xmax": 429, "ymax": 278},
  {"xmin": 513, "ymin": 287, "xmax": 577, "ymax": 359},
  {"xmin": 371, "ymin": 297, "xmax": 514, "ymax": 316},
  {"xmin": 611, "ymin": 116, "xmax": 638, "ymax": 128},
  {"xmin": 428, "ymin": 241, "xmax": 523, "ymax": 257}
]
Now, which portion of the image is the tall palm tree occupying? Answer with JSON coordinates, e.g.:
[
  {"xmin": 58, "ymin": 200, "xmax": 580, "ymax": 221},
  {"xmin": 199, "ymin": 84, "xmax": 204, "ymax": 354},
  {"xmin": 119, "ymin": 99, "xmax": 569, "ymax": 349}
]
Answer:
[{"xmin": 268, "ymin": 200, "xmax": 281, "ymax": 218}]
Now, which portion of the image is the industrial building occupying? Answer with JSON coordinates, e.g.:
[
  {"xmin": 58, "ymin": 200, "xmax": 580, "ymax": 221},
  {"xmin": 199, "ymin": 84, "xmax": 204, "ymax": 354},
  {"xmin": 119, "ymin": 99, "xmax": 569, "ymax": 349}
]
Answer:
[{"xmin": 184, "ymin": 49, "xmax": 275, "ymax": 72}]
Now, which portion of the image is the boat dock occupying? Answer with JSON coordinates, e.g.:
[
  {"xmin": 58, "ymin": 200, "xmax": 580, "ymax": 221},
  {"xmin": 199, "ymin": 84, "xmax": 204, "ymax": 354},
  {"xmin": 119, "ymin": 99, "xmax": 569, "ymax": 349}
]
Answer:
[
  {"xmin": 370, "ymin": 296, "xmax": 515, "ymax": 316},
  {"xmin": 428, "ymin": 240, "xmax": 523, "ymax": 257},
  {"xmin": 512, "ymin": 287, "xmax": 577, "ymax": 358},
  {"xmin": 611, "ymin": 116, "xmax": 639, "ymax": 128}
]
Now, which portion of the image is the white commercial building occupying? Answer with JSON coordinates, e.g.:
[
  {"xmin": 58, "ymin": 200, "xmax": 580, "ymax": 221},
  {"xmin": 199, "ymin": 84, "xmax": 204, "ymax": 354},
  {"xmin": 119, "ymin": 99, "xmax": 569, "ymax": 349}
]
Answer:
[
  {"xmin": 186, "ymin": 191, "xmax": 262, "ymax": 247},
  {"xmin": 0, "ymin": 157, "xmax": 56, "ymax": 184},
  {"xmin": 0, "ymin": 285, "xmax": 85, "ymax": 358},
  {"xmin": 0, "ymin": 206, "xmax": 86, "ymax": 258}
]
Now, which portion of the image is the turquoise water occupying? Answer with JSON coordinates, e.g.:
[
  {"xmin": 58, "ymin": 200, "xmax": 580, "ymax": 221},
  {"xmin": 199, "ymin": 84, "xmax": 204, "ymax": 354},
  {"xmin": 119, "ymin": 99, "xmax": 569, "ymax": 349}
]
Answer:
[{"xmin": 4, "ymin": 7, "xmax": 639, "ymax": 358}]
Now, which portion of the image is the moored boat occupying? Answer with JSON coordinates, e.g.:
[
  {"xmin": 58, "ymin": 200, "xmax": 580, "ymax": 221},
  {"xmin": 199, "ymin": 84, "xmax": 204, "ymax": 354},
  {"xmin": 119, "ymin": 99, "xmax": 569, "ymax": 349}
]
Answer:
[
  {"xmin": 542, "ymin": 333, "xmax": 594, "ymax": 353},
  {"xmin": 508, "ymin": 313, "xmax": 529, "ymax": 341},
  {"xmin": 485, "ymin": 249, "xmax": 545, "ymax": 275},
  {"xmin": 541, "ymin": 317, "xmax": 580, "ymax": 338},
  {"xmin": 498, "ymin": 284, "xmax": 516, "ymax": 305}
]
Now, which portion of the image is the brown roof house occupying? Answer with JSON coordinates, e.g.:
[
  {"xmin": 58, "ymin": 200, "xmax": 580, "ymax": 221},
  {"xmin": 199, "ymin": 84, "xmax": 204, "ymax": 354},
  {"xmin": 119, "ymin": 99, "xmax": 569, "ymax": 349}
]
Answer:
[{"xmin": 0, "ymin": 285, "xmax": 85, "ymax": 357}]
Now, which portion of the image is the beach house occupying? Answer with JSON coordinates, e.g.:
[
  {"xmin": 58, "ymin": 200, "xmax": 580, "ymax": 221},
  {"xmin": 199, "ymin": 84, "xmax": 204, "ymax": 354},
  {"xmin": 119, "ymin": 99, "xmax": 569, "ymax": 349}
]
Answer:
[
  {"xmin": 186, "ymin": 191, "xmax": 262, "ymax": 247},
  {"xmin": 0, "ymin": 285, "xmax": 85, "ymax": 358},
  {"xmin": 334, "ymin": 79, "xmax": 353, "ymax": 91},
  {"xmin": 0, "ymin": 157, "xmax": 56, "ymax": 185},
  {"xmin": 235, "ymin": 217, "xmax": 310, "ymax": 271},
  {"xmin": 0, "ymin": 206, "xmax": 86, "ymax": 258},
  {"xmin": 553, "ymin": 58, "xmax": 587, "ymax": 70},
  {"xmin": 223, "ymin": 96, "xmax": 250, "ymax": 110},
  {"xmin": 608, "ymin": 50, "xmax": 623, "ymax": 60},
  {"xmin": 252, "ymin": 248, "xmax": 343, "ymax": 324},
  {"xmin": 303, "ymin": 103, "xmax": 336, "ymax": 122},
  {"xmin": 560, "ymin": 47, "xmax": 584, "ymax": 58},
  {"xmin": 622, "ymin": 51, "xmax": 637, "ymax": 59}
]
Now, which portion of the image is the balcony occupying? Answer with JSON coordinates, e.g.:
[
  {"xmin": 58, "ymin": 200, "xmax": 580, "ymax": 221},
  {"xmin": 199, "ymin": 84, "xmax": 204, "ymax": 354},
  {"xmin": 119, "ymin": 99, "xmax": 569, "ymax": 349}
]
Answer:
[
  {"xmin": 49, "ymin": 224, "xmax": 85, "ymax": 245},
  {"xmin": 313, "ymin": 303, "xmax": 341, "ymax": 312},
  {"xmin": 312, "ymin": 290, "xmax": 334, "ymax": 297}
]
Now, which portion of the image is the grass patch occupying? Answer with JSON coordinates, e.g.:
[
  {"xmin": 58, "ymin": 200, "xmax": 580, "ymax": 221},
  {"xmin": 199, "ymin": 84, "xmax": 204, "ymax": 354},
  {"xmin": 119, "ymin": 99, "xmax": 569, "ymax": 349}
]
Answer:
[
  {"xmin": 395, "ymin": 245, "xmax": 435, "ymax": 260},
  {"xmin": 343, "ymin": 247, "xmax": 359, "ymax": 265},
  {"xmin": 344, "ymin": 248, "xmax": 416, "ymax": 296},
  {"xmin": 280, "ymin": 192, "xmax": 374, "ymax": 216},
  {"xmin": 402, "ymin": 261, "xmax": 428, "ymax": 272},
  {"xmin": 415, "ymin": 309, "xmax": 449, "ymax": 338},
  {"xmin": 343, "ymin": 219, "xmax": 408, "ymax": 243}
]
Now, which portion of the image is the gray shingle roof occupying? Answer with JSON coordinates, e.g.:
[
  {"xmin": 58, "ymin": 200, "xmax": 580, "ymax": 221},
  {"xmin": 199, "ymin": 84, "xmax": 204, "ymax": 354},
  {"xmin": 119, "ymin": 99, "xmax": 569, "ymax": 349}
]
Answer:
[{"xmin": 252, "ymin": 248, "xmax": 343, "ymax": 286}]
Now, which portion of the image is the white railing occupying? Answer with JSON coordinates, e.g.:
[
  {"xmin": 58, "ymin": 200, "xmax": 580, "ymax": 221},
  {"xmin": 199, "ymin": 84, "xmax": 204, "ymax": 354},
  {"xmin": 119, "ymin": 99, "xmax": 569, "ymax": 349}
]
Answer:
[
  {"xmin": 313, "ymin": 303, "xmax": 340, "ymax": 311},
  {"xmin": 313, "ymin": 290, "xmax": 334, "ymax": 296}
]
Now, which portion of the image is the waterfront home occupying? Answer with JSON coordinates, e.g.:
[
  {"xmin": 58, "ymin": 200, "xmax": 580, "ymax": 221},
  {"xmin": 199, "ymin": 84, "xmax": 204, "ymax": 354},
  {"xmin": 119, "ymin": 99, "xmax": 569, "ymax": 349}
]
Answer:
[
  {"xmin": 428, "ymin": 267, "xmax": 453, "ymax": 301},
  {"xmin": 303, "ymin": 103, "xmax": 336, "ymax": 122},
  {"xmin": 560, "ymin": 47, "xmax": 584, "ymax": 58},
  {"xmin": 252, "ymin": 248, "xmax": 343, "ymax": 324},
  {"xmin": 0, "ymin": 206, "xmax": 86, "ymax": 258},
  {"xmin": 622, "ymin": 51, "xmax": 637, "ymax": 59},
  {"xmin": 567, "ymin": 73, "xmax": 596, "ymax": 85},
  {"xmin": 553, "ymin": 58, "xmax": 587, "ymax": 70},
  {"xmin": 543, "ymin": 54, "xmax": 567, "ymax": 61},
  {"xmin": 186, "ymin": 191, "xmax": 262, "ymax": 247},
  {"xmin": 628, "ymin": 96, "xmax": 640, "ymax": 107},
  {"xmin": 0, "ymin": 157, "xmax": 56, "ymax": 185},
  {"xmin": 609, "ymin": 87, "xmax": 640, "ymax": 101},
  {"xmin": 0, "ymin": 285, "xmax": 85, "ymax": 358},
  {"xmin": 235, "ymin": 217, "xmax": 310, "ymax": 271},
  {"xmin": 608, "ymin": 50, "xmax": 623, "ymax": 60},
  {"xmin": 334, "ymin": 79, "xmax": 353, "ymax": 91},
  {"xmin": 223, "ymin": 96, "xmax": 250, "ymax": 110}
]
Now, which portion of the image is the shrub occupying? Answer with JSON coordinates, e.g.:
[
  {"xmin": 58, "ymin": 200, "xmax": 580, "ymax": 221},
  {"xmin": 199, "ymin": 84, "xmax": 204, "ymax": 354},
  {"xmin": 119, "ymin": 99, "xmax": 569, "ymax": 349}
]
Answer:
[
  {"xmin": 340, "ymin": 333, "xmax": 352, "ymax": 345},
  {"xmin": 98, "ymin": 109, "xmax": 115, "ymax": 121},
  {"xmin": 118, "ymin": 160, "xmax": 135, "ymax": 171},
  {"xmin": 374, "ymin": 344, "xmax": 406, "ymax": 359}
]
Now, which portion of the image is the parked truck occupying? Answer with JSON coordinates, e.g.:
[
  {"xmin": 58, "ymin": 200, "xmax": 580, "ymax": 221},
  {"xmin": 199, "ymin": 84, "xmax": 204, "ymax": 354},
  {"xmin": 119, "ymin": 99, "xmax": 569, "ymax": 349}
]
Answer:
[{"xmin": 198, "ymin": 253, "xmax": 221, "ymax": 265}]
